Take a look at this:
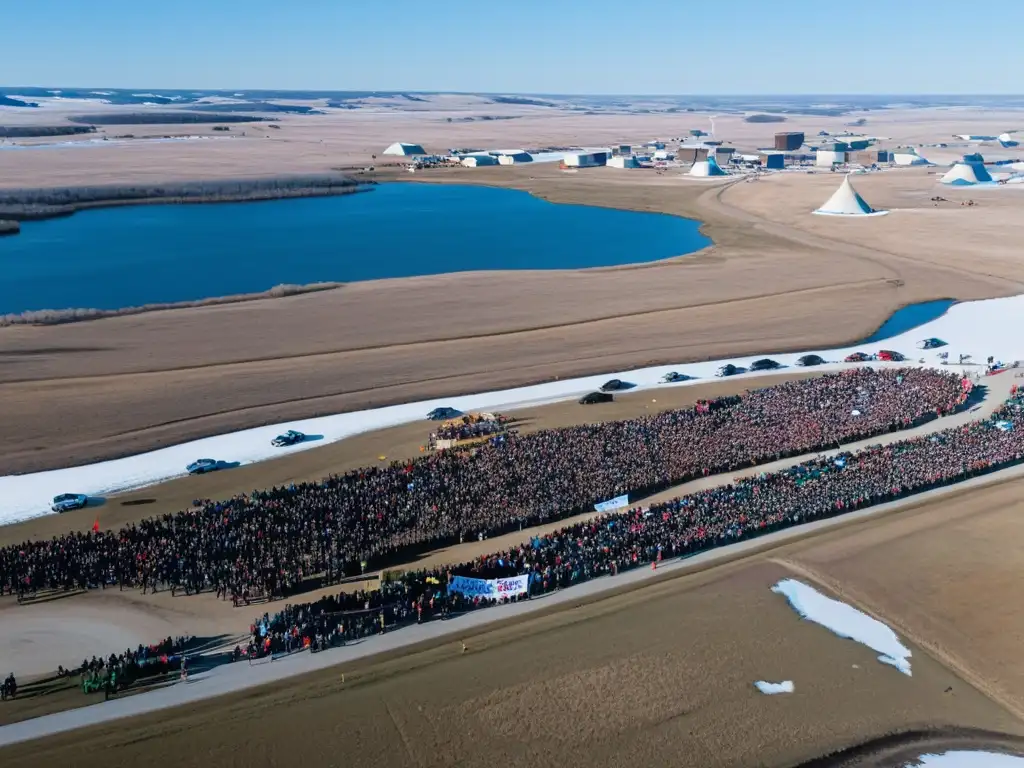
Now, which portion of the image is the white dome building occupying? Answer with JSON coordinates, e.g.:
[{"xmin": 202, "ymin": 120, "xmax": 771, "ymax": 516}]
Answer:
[
  {"xmin": 940, "ymin": 161, "xmax": 994, "ymax": 186},
  {"xmin": 688, "ymin": 155, "xmax": 727, "ymax": 177},
  {"xmin": 813, "ymin": 174, "xmax": 888, "ymax": 217}
]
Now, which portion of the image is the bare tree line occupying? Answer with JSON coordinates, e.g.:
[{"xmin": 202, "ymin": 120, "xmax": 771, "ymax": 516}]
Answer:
[
  {"xmin": 0, "ymin": 125, "xmax": 97, "ymax": 138},
  {"xmin": 0, "ymin": 282, "xmax": 343, "ymax": 327},
  {"xmin": 67, "ymin": 112, "xmax": 275, "ymax": 125},
  {"xmin": 0, "ymin": 175, "xmax": 365, "ymax": 219}
]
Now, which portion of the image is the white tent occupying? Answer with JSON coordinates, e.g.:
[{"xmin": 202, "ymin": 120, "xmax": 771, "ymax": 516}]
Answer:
[
  {"xmin": 383, "ymin": 142, "xmax": 426, "ymax": 156},
  {"xmin": 813, "ymin": 174, "xmax": 888, "ymax": 217},
  {"xmin": 892, "ymin": 149, "xmax": 931, "ymax": 166},
  {"xmin": 941, "ymin": 161, "xmax": 994, "ymax": 185},
  {"xmin": 688, "ymin": 156, "xmax": 727, "ymax": 177}
]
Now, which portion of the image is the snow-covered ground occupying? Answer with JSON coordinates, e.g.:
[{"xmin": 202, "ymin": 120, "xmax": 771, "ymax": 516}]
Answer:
[
  {"xmin": 910, "ymin": 753, "xmax": 1024, "ymax": 767},
  {"xmin": 772, "ymin": 579, "xmax": 913, "ymax": 676},
  {"xmin": 754, "ymin": 680, "xmax": 794, "ymax": 695},
  {"xmin": 1, "ymin": 292, "xmax": 1021, "ymax": 526}
]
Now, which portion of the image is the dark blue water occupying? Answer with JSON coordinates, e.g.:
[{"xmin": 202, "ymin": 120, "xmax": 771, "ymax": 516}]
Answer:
[
  {"xmin": 861, "ymin": 299, "xmax": 956, "ymax": 343},
  {"xmin": 0, "ymin": 183, "xmax": 711, "ymax": 313}
]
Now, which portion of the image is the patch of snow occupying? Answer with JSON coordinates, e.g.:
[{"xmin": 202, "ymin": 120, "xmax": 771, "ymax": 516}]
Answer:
[
  {"xmin": 754, "ymin": 680, "xmax": 794, "ymax": 694},
  {"xmin": 772, "ymin": 578, "xmax": 913, "ymax": 676},
  {"xmin": 910, "ymin": 752, "xmax": 1024, "ymax": 767}
]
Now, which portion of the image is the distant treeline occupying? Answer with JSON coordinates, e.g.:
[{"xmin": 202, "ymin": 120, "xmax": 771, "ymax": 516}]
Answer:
[
  {"xmin": 491, "ymin": 96, "xmax": 555, "ymax": 107},
  {"xmin": 744, "ymin": 114, "xmax": 788, "ymax": 123},
  {"xmin": 190, "ymin": 102, "xmax": 324, "ymax": 115},
  {"xmin": 0, "ymin": 283, "xmax": 343, "ymax": 327},
  {"xmin": 0, "ymin": 125, "xmax": 97, "ymax": 138},
  {"xmin": 67, "ymin": 112, "xmax": 276, "ymax": 125},
  {"xmin": 0, "ymin": 95, "xmax": 38, "ymax": 108},
  {"xmin": 0, "ymin": 175, "xmax": 366, "ymax": 220}
]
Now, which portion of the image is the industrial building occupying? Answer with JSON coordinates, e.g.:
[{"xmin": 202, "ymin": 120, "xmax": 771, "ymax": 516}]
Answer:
[
  {"xmin": 774, "ymin": 132, "xmax": 805, "ymax": 151},
  {"xmin": 816, "ymin": 149, "xmax": 848, "ymax": 167},
  {"xmin": 712, "ymin": 147, "xmax": 736, "ymax": 165},
  {"xmin": 677, "ymin": 146, "xmax": 711, "ymax": 164},
  {"xmin": 854, "ymin": 149, "xmax": 891, "ymax": 165},
  {"xmin": 608, "ymin": 155, "xmax": 641, "ymax": 169},
  {"xmin": 461, "ymin": 155, "xmax": 498, "ymax": 167},
  {"xmin": 383, "ymin": 142, "xmax": 426, "ymax": 156},
  {"xmin": 759, "ymin": 151, "xmax": 786, "ymax": 169},
  {"xmin": 813, "ymin": 175, "xmax": 887, "ymax": 217},
  {"xmin": 563, "ymin": 150, "xmax": 609, "ymax": 168}
]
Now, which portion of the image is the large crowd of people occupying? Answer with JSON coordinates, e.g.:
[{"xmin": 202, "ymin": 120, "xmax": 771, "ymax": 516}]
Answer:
[
  {"xmin": 254, "ymin": 388, "xmax": 1024, "ymax": 651},
  {"xmin": 0, "ymin": 368, "xmax": 970, "ymax": 603}
]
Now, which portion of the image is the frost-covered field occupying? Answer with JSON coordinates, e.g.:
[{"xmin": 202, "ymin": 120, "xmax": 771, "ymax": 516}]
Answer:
[{"xmin": 1, "ymin": 293, "xmax": 1021, "ymax": 525}]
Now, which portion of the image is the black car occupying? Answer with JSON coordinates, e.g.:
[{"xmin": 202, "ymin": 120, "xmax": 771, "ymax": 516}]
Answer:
[
  {"xmin": 661, "ymin": 371, "xmax": 694, "ymax": 383},
  {"xmin": 749, "ymin": 358, "xmax": 781, "ymax": 371},
  {"xmin": 271, "ymin": 429, "xmax": 305, "ymax": 447},
  {"xmin": 715, "ymin": 364, "xmax": 740, "ymax": 378},
  {"xmin": 580, "ymin": 392, "xmax": 614, "ymax": 405},
  {"xmin": 600, "ymin": 379, "xmax": 630, "ymax": 392},
  {"xmin": 796, "ymin": 354, "xmax": 826, "ymax": 367},
  {"xmin": 426, "ymin": 407, "xmax": 462, "ymax": 421}
]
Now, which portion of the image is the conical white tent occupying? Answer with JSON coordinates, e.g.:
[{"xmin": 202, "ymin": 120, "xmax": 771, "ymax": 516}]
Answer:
[
  {"xmin": 383, "ymin": 142, "xmax": 426, "ymax": 156},
  {"xmin": 813, "ymin": 174, "xmax": 888, "ymax": 217},
  {"xmin": 940, "ymin": 161, "xmax": 994, "ymax": 185},
  {"xmin": 688, "ymin": 155, "xmax": 727, "ymax": 177}
]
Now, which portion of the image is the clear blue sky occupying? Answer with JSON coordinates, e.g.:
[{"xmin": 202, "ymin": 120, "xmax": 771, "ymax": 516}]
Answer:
[{"xmin": 2, "ymin": 0, "xmax": 1020, "ymax": 94}]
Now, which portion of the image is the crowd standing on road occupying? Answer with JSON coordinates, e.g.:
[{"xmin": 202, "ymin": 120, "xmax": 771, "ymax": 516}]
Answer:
[
  {"xmin": 0, "ymin": 368, "xmax": 970, "ymax": 604},
  {"xmin": 253, "ymin": 388, "xmax": 1024, "ymax": 652}
]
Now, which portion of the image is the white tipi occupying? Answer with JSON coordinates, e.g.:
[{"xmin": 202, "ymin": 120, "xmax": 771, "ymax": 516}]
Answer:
[
  {"xmin": 813, "ymin": 174, "xmax": 888, "ymax": 217},
  {"xmin": 688, "ymin": 155, "xmax": 727, "ymax": 177},
  {"xmin": 940, "ymin": 161, "xmax": 994, "ymax": 185}
]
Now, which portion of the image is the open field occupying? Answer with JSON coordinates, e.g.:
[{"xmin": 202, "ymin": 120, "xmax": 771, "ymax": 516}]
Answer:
[
  {"xmin": 3, "ymin": 160, "xmax": 1023, "ymax": 472},
  {"xmin": 2, "ymin": 100, "xmax": 1024, "ymax": 472},
  {"xmin": 781, "ymin": 477, "xmax": 1024, "ymax": 721},
  {"xmin": 3, "ymin": 558, "xmax": 1024, "ymax": 767}
]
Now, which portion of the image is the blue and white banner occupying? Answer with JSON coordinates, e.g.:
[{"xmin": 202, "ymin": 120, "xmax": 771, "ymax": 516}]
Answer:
[
  {"xmin": 449, "ymin": 574, "xmax": 530, "ymax": 599},
  {"xmin": 594, "ymin": 494, "xmax": 629, "ymax": 513}
]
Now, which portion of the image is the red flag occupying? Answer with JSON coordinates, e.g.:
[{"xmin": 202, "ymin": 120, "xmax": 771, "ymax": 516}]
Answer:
[{"xmin": 92, "ymin": 518, "xmax": 100, "ymax": 533}]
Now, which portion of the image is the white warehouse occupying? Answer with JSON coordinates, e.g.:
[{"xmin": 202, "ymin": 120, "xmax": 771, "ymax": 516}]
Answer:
[
  {"xmin": 816, "ymin": 149, "xmax": 847, "ymax": 167},
  {"xmin": 607, "ymin": 155, "xmax": 641, "ymax": 168},
  {"xmin": 563, "ymin": 151, "xmax": 609, "ymax": 168}
]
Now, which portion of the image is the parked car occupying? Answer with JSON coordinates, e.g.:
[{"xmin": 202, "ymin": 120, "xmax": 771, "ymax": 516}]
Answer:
[
  {"xmin": 916, "ymin": 338, "xmax": 947, "ymax": 349},
  {"xmin": 715, "ymin": 364, "xmax": 740, "ymax": 377},
  {"xmin": 600, "ymin": 379, "xmax": 630, "ymax": 392},
  {"xmin": 426, "ymin": 407, "xmax": 462, "ymax": 421},
  {"xmin": 51, "ymin": 493, "xmax": 88, "ymax": 513},
  {"xmin": 749, "ymin": 358, "xmax": 781, "ymax": 371},
  {"xmin": 877, "ymin": 349, "xmax": 906, "ymax": 362},
  {"xmin": 186, "ymin": 458, "xmax": 219, "ymax": 475},
  {"xmin": 271, "ymin": 429, "xmax": 306, "ymax": 447},
  {"xmin": 844, "ymin": 352, "xmax": 872, "ymax": 363},
  {"xmin": 579, "ymin": 392, "xmax": 614, "ymax": 405},
  {"xmin": 796, "ymin": 354, "xmax": 826, "ymax": 367},
  {"xmin": 661, "ymin": 371, "xmax": 694, "ymax": 383}
]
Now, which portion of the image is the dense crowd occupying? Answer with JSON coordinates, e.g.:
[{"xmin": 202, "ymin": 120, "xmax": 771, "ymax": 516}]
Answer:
[
  {"xmin": 0, "ymin": 368, "xmax": 969, "ymax": 602},
  {"xmin": 431, "ymin": 414, "xmax": 510, "ymax": 443},
  {"xmin": 256, "ymin": 389, "xmax": 1024, "ymax": 650}
]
